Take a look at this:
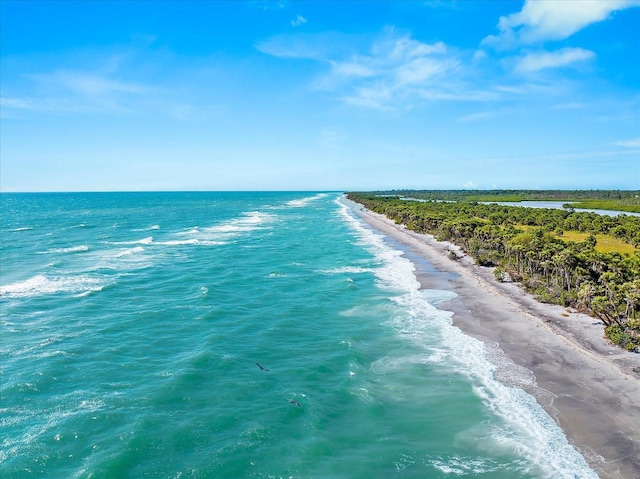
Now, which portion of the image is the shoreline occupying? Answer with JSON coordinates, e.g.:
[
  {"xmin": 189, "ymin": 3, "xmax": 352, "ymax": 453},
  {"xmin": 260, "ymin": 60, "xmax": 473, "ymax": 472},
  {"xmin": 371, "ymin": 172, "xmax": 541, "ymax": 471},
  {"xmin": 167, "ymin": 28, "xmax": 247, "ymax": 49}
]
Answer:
[{"xmin": 346, "ymin": 199, "xmax": 640, "ymax": 479}]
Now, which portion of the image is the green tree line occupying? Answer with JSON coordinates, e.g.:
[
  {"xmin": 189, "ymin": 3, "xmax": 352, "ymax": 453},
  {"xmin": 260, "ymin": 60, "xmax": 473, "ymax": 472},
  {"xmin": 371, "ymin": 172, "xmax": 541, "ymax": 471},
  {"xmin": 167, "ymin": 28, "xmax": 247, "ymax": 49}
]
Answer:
[
  {"xmin": 347, "ymin": 193, "xmax": 640, "ymax": 351},
  {"xmin": 377, "ymin": 189, "xmax": 640, "ymax": 213}
]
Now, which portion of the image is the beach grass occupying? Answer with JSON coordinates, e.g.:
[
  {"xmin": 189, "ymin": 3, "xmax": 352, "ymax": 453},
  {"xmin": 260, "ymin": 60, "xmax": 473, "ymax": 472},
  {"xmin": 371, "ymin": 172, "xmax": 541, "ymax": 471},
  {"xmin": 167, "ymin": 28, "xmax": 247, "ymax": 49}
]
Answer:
[
  {"xmin": 513, "ymin": 225, "xmax": 636, "ymax": 255},
  {"xmin": 556, "ymin": 231, "xmax": 637, "ymax": 255}
]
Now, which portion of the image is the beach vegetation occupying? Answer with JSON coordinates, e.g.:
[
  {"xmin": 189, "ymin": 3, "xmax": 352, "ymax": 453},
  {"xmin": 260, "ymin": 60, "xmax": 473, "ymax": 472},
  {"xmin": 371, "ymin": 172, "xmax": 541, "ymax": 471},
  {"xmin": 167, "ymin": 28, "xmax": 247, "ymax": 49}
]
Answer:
[
  {"xmin": 376, "ymin": 189, "xmax": 640, "ymax": 213},
  {"xmin": 552, "ymin": 231, "xmax": 636, "ymax": 255},
  {"xmin": 347, "ymin": 192, "xmax": 640, "ymax": 352}
]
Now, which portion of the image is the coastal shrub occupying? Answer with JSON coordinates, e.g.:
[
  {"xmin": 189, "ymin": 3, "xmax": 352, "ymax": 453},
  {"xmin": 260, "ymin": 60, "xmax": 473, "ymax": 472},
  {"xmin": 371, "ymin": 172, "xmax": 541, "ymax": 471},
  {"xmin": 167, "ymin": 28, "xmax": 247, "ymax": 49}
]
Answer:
[
  {"xmin": 347, "ymin": 192, "xmax": 640, "ymax": 353},
  {"xmin": 605, "ymin": 325, "xmax": 639, "ymax": 351},
  {"xmin": 605, "ymin": 325, "xmax": 624, "ymax": 345},
  {"xmin": 437, "ymin": 230, "xmax": 453, "ymax": 241}
]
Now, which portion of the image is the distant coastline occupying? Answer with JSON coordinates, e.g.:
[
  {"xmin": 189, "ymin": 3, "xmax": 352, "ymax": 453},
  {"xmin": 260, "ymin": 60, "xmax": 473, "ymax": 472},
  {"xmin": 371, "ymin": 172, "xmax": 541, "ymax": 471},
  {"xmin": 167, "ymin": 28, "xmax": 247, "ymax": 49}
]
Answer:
[{"xmin": 345, "ymin": 197, "xmax": 640, "ymax": 479}]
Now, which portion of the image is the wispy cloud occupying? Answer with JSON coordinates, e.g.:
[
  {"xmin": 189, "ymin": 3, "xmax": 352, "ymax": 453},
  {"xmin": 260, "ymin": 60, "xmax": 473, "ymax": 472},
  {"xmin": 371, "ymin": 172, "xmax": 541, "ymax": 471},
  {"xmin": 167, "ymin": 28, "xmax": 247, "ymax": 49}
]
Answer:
[
  {"xmin": 259, "ymin": 28, "xmax": 494, "ymax": 110},
  {"xmin": 291, "ymin": 14, "xmax": 307, "ymax": 27},
  {"xmin": 319, "ymin": 129, "xmax": 345, "ymax": 148},
  {"xmin": 514, "ymin": 47, "xmax": 595, "ymax": 73},
  {"xmin": 37, "ymin": 70, "xmax": 153, "ymax": 96},
  {"xmin": 483, "ymin": 0, "xmax": 640, "ymax": 48},
  {"xmin": 24, "ymin": 69, "xmax": 158, "ymax": 114},
  {"xmin": 458, "ymin": 111, "xmax": 499, "ymax": 122},
  {"xmin": 248, "ymin": 0, "xmax": 287, "ymax": 11},
  {"xmin": 256, "ymin": 32, "xmax": 349, "ymax": 60},
  {"xmin": 553, "ymin": 102, "xmax": 586, "ymax": 110},
  {"xmin": 422, "ymin": 0, "xmax": 460, "ymax": 9},
  {"xmin": 614, "ymin": 137, "xmax": 640, "ymax": 148},
  {"xmin": 0, "ymin": 97, "xmax": 39, "ymax": 110}
]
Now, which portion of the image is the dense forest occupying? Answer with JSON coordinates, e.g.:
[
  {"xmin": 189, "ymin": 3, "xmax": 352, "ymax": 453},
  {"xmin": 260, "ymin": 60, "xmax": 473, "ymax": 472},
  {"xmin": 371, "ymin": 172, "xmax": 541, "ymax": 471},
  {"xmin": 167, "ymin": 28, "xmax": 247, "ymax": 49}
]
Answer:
[
  {"xmin": 376, "ymin": 189, "xmax": 640, "ymax": 213},
  {"xmin": 347, "ymin": 192, "xmax": 640, "ymax": 352}
]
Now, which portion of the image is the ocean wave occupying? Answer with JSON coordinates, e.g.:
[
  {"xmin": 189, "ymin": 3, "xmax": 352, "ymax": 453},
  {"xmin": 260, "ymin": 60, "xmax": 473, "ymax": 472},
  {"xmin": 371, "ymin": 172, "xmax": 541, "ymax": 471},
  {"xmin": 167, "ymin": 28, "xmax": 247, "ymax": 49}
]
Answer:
[
  {"xmin": 339, "ymin": 196, "xmax": 598, "ymax": 479},
  {"xmin": 285, "ymin": 193, "xmax": 327, "ymax": 208},
  {"xmin": 204, "ymin": 211, "xmax": 275, "ymax": 234},
  {"xmin": 176, "ymin": 227, "xmax": 200, "ymax": 236},
  {"xmin": 155, "ymin": 239, "xmax": 227, "ymax": 246},
  {"xmin": 157, "ymin": 239, "xmax": 200, "ymax": 246},
  {"xmin": 0, "ymin": 274, "xmax": 109, "ymax": 298},
  {"xmin": 429, "ymin": 455, "xmax": 507, "ymax": 475},
  {"xmin": 132, "ymin": 225, "xmax": 160, "ymax": 231},
  {"xmin": 0, "ymin": 393, "xmax": 107, "ymax": 465},
  {"xmin": 8, "ymin": 227, "xmax": 33, "ymax": 232},
  {"xmin": 170, "ymin": 211, "xmax": 276, "ymax": 245},
  {"xmin": 319, "ymin": 266, "xmax": 374, "ymax": 274},
  {"xmin": 109, "ymin": 236, "xmax": 154, "ymax": 245},
  {"xmin": 114, "ymin": 246, "xmax": 145, "ymax": 258},
  {"xmin": 44, "ymin": 245, "xmax": 90, "ymax": 254}
]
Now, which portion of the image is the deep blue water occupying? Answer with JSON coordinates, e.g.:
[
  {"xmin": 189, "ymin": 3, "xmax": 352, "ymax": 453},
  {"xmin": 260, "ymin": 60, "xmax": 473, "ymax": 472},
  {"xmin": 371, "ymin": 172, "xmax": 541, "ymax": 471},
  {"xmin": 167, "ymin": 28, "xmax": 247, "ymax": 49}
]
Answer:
[{"xmin": 1, "ymin": 192, "xmax": 596, "ymax": 478}]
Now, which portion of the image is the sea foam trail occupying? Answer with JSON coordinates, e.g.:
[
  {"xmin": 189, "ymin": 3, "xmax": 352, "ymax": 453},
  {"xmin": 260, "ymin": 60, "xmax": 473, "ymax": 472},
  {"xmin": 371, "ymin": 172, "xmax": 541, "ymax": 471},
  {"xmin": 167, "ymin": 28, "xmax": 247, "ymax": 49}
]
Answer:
[
  {"xmin": 108, "ymin": 236, "xmax": 154, "ymax": 245},
  {"xmin": 171, "ymin": 211, "xmax": 276, "ymax": 244},
  {"xmin": 43, "ymin": 245, "xmax": 90, "ymax": 254},
  {"xmin": 337, "ymin": 197, "xmax": 598, "ymax": 479},
  {"xmin": 0, "ymin": 274, "xmax": 109, "ymax": 298},
  {"xmin": 285, "ymin": 193, "xmax": 327, "ymax": 208}
]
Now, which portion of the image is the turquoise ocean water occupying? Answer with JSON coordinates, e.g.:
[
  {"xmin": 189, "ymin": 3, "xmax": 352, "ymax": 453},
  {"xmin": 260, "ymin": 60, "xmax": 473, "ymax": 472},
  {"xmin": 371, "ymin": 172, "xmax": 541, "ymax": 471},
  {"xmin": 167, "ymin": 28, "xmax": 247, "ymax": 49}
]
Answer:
[{"xmin": 1, "ymin": 192, "xmax": 596, "ymax": 478}]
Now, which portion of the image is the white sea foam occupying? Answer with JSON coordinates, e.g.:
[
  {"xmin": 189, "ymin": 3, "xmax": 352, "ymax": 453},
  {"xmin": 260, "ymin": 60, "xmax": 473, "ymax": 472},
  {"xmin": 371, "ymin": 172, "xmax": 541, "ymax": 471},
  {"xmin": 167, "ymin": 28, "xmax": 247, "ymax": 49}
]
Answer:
[
  {"xmin": 267, "ymin": 272, "xmax": 287, "ymax": 278},
  {"xmin": 338, "ymin": 196, "xmax": 598, "ymax": 479},
  {"xmin": 114, "ymin": 246, "xmax": 145, "ymax": 257},
  {"xmin": 0, "ymin": 274, "xmax": 109, "ymax": 298},
  {"xmin": 319, "ymin": 266, "xmax": 374, "ymax": 274},
  {"xmin": 176, "ymin": 227, "xmax": 200, "ymax": 236},
  {"xmin": 44, "ymin": 245, "xmax": 90, "ymax": 254},
  {"xmin": 0, "ymin": 393, "xmax": 106, "ymax": 465},
  {"xmin": 157, "ymin": 239, "xmax": 202, "ymax": 246},
  {"xmin": 204, "ymin": 211, "xmax": 275, "ymax": 234},
  {"xmin": 285, "ymin": 193, "xmax": 327, "ymax": 208},
  {"xmin": 132, "ymin": 225, "xmax": 160, "ymax": 231},
  {"xmin": 170, "ymin": 211, "xmax": 275, "ymax": 245},
  {"xmin": 110, "ymin": 236, "xmax": 154, "ymax": 245},
  {"xmin": 429, "ymin": 455, "xmax": 506, "ymax": 475},
  {"xmin": 9, "ymin": 227, "xmax": 33, "ymax": 232}
]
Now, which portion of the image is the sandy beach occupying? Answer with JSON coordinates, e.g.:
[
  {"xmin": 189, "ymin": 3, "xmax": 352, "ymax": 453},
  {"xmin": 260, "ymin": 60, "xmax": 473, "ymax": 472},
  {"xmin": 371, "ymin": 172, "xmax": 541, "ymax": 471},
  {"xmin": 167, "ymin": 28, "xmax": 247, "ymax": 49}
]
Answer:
[{"xmin": 347, "ymin": 200, "xmax": 640, "ymax": 479}]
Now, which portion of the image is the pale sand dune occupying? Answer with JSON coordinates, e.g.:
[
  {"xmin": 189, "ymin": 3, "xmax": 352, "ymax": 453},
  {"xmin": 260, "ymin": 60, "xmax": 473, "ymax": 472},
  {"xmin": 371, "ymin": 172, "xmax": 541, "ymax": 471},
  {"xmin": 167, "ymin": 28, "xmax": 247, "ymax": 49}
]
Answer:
[{"xmin": 347, "ymin": 200, "xmax": 640, "ymax": 479}]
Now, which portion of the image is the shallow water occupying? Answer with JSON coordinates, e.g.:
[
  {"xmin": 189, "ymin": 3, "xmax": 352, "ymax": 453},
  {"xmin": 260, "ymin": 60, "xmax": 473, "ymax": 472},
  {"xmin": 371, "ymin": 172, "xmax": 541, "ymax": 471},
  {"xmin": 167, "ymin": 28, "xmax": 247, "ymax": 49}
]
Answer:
[{"xmin": 1, "ymin": 192, "xmax": 597, "ymax": 478}]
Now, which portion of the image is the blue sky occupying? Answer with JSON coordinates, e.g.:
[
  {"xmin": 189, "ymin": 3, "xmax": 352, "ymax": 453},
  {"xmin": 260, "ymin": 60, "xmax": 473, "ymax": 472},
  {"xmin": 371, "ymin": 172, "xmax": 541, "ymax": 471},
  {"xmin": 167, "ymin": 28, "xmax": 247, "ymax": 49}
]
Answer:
[{"xmin": 1, "ymin": 0, "xmax": 639, "ymax": 191}]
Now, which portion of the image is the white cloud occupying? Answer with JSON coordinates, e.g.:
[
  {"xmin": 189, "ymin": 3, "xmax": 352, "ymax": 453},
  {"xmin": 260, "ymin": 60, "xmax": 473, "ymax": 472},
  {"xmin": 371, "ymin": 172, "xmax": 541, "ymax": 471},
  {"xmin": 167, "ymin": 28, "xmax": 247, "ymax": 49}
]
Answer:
[
  {"xmin": 1, "ymin": 97, "xmax": 38, "ymax": 110},
  {"xmin": 256, "ymin": 32, "xmax": 348, "ymax": 60},
  {"xmin": 291, "ymin": 14, "xmax": 307, "ymax": 27},
  {"xmin": 319, "ymin": 129, "xmax": 346, "ymax": 148},
  {"xmin": 395, "ymin": 56, "xmax": 456, "ymax": 86},
  {"xmin": 331, "ymin": 60, "xmax": 375, "ymax": 78},
  {"xmin": 423, "ymin": 0, "xmax": 460, "ymax": 9},
  {"xmin": 249, "ymin": 0, "xmax": 286, "ymax": 11},
  {"xmin": 42, "ymin": 70, "xmax": 152, "ymax": 96},
  {"xmin": 553, "ymin": 102, "xmax": 586, "ymax": 110},
  {"xmin": 458, "ymin": 111, "xmax": 498, "ymax": 122},
  {"xmin": 6, "ymin": 64, "xmax": 160, "ymax": 116},
  {"xmin": 614, "ymin": 137, "xmax": 640, "ymax": 148},
  {"xmin": 259, "ymin": 28, "xmax": 488, "ymax": 110},
  {"xmin": 514, "ymin": 48, "xmax": 595, "ymax": 73},
  {"xmin": 483, "ymin": 0, "xmax": 640, "ymax": 47},
  {"xmin": 472, "ymin": 50, "xmax": 487, "ymax": 62}
]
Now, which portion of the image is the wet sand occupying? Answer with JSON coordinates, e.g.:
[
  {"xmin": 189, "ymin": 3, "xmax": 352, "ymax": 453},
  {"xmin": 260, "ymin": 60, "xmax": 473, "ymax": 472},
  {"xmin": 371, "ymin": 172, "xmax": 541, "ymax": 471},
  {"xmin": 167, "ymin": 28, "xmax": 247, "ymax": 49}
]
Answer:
[{"xmin": 347, "ymin": 200, "xmax": 640, "ymax": 479}]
